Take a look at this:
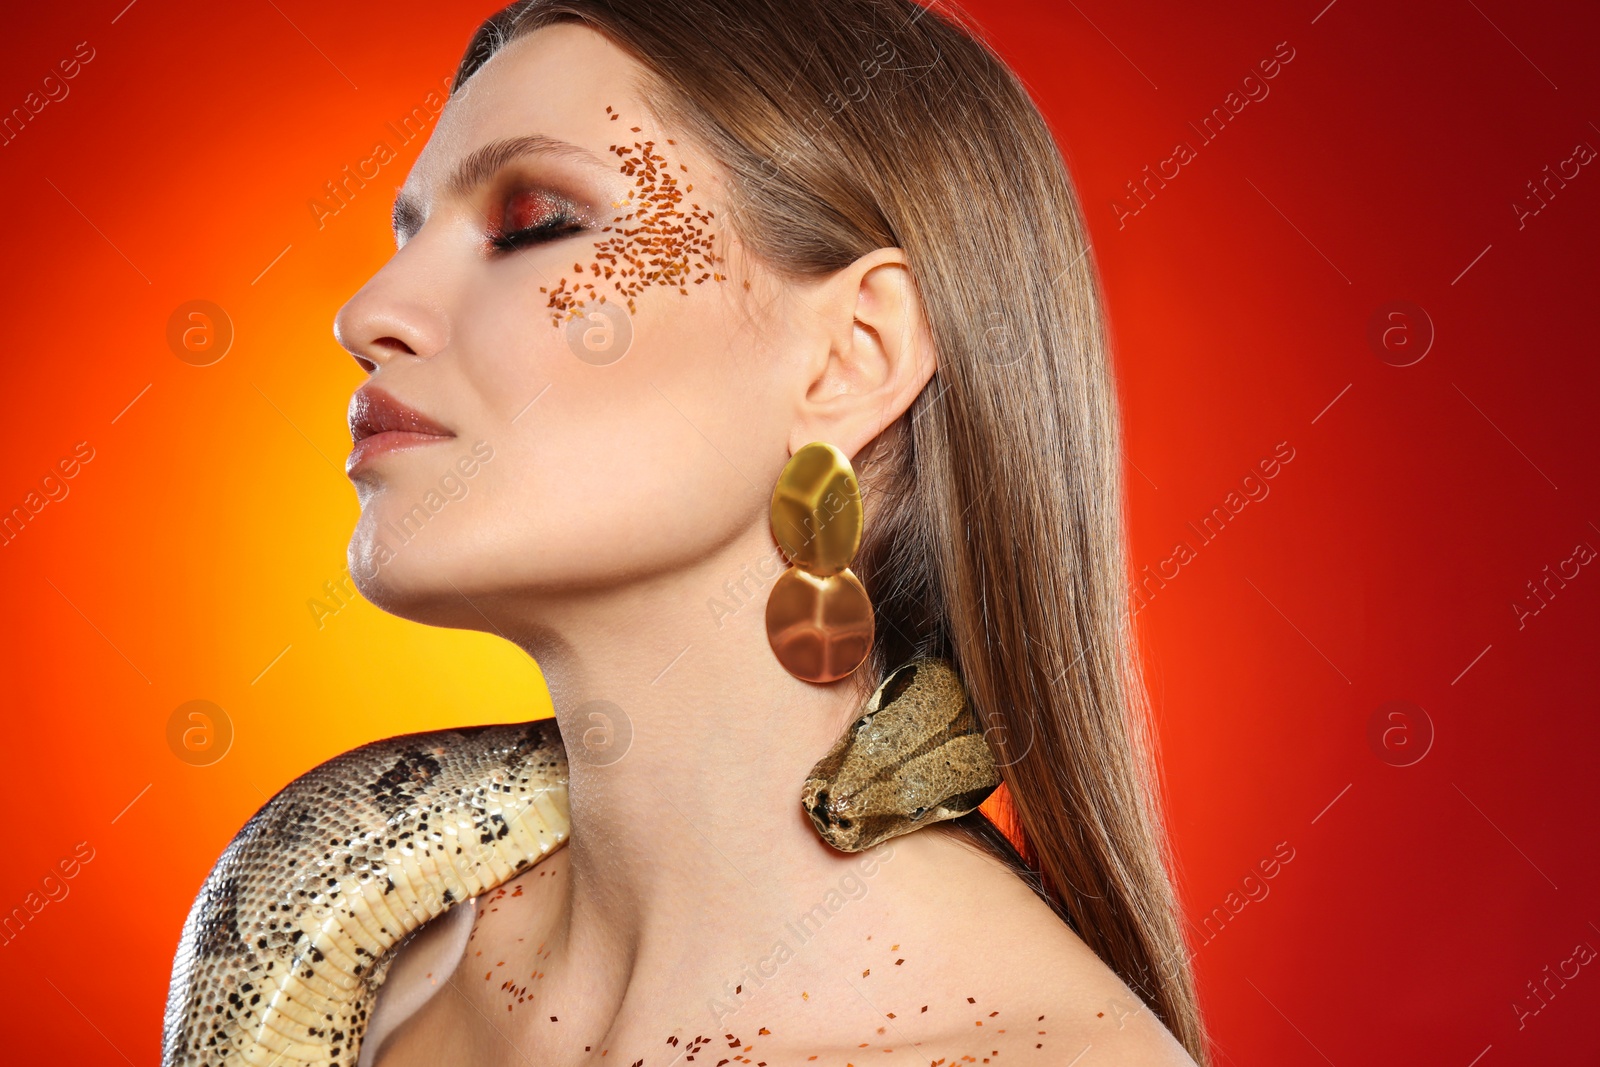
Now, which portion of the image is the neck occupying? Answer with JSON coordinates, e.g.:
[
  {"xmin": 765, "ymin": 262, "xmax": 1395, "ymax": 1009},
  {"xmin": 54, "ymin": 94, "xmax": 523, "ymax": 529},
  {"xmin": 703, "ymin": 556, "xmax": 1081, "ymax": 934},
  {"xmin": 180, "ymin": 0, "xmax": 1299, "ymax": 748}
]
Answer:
[{"xmin": 499, "ymin": 531, "xmax": 916, "ymax": 1029}]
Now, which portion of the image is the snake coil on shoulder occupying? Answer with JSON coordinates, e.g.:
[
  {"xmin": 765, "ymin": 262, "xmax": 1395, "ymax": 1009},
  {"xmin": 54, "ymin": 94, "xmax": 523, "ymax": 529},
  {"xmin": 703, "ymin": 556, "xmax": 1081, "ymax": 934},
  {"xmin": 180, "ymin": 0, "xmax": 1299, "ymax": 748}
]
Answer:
[
  {"xmin": 163, "ymin": 658, "xmax": 997, "ymax": 1066},
  {"xmin": 162, "ymin": 720, "xmax": 570, "ymax": 1067}
]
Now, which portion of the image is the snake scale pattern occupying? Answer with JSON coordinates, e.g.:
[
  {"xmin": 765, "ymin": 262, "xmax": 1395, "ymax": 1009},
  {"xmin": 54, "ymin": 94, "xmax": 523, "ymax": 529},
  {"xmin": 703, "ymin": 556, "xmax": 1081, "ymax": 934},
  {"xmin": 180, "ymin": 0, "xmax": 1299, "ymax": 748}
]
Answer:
[
  {"xmin": 802, "ymin": 659, "xmax": 1000, "ymax": 851},
  {"xmin": 163, "ymin": 659, "xmax": 997, "ymax": 1066},
  {"xmin": 162, "ymin": 719, "xmax": 570, "ymax": 1067}
]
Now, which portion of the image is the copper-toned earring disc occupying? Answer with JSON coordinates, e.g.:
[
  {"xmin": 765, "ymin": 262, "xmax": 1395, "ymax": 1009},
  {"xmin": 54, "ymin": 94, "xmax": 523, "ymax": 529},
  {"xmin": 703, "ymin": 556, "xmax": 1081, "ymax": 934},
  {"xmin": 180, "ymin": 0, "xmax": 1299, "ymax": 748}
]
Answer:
[{"xmin": 765, "ymin": 566, "xmax": 874, "ymax": 684}]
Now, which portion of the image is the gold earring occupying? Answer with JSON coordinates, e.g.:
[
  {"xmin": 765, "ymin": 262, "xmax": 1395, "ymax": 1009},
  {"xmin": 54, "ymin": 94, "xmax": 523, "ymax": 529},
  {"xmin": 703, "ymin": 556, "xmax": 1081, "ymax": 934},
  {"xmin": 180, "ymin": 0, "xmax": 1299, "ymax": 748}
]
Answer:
[{"xmin": 765, "ymin": 441, "xmax": 875, "ymax": 683}]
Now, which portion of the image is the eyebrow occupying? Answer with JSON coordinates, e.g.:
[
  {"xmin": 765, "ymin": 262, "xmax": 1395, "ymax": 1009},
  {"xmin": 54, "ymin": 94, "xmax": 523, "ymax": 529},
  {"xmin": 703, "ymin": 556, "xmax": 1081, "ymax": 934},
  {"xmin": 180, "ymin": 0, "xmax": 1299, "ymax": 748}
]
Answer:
[{"xmin": 391, "ymin": 134, "xmax": 614, "ymax": 242}]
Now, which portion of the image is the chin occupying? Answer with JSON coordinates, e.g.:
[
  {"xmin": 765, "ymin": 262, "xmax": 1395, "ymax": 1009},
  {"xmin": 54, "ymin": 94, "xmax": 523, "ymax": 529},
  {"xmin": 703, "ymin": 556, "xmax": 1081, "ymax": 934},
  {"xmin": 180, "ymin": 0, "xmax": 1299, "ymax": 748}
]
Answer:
[{"xmin": 345, "ymin": 519, "xmax": 463, "ymax": 623}]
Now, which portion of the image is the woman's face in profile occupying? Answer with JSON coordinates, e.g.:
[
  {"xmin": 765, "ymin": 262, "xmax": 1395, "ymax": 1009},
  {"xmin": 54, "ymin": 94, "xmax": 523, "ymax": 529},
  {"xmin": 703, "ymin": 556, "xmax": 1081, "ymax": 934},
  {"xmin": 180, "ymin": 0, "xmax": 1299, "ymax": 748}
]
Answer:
[{"xmin": 334, "ymin": 23, "xmax": 792, "ymax": 623}]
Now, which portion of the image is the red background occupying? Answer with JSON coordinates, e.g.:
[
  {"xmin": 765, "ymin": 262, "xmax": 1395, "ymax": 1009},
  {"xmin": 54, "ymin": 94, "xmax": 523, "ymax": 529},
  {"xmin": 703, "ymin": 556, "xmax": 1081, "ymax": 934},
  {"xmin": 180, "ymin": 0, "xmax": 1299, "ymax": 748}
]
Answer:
[{"xmin": 1, "ymin": 0, "xmax": 1595, "ymax": 1063}]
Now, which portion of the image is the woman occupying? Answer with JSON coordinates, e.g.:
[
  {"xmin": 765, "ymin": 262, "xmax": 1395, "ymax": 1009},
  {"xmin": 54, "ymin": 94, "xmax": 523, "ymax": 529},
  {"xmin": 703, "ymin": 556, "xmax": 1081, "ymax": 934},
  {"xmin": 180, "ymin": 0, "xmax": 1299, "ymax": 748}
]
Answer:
[{"xmin": 206, "ymin": 0, "xmax": 1206, "ymax": 1062}]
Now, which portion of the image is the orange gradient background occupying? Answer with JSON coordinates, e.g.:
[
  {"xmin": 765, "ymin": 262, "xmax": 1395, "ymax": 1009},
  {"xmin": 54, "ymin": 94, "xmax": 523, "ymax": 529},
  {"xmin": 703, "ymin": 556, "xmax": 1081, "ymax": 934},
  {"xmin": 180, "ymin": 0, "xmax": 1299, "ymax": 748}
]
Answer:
[{"xmin": 2, "ymin": 0, "xmax": 1596, "ymax": 1063}]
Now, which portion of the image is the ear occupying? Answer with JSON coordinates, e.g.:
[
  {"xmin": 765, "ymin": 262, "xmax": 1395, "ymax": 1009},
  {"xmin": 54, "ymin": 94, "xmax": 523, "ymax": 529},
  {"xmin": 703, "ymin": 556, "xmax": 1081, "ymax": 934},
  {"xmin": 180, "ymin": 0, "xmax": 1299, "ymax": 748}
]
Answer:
[{"xmin": 788, "ymin": 247, "xmax": 938, "ymax": 460}]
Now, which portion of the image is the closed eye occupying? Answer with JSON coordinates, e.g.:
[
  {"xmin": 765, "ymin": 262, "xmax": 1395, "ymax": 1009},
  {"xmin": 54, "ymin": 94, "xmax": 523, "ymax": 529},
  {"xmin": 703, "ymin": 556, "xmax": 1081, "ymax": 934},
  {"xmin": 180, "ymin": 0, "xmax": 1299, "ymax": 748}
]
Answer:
[
  {"xmin": 489, "ymin": 187, "xmax": 587, "ymax": 252},
  {"xmin": 490, "ymin": 211, "xmax": 586, "ymax": 251}
]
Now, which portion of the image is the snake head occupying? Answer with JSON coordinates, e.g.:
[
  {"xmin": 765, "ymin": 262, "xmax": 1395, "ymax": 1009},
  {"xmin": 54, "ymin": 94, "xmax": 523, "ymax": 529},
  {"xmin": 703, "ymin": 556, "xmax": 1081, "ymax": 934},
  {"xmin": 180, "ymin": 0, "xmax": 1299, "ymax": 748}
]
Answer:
[{"xmin": 801, "ymin": 658, "xmax": 1000, "ymax": 852}]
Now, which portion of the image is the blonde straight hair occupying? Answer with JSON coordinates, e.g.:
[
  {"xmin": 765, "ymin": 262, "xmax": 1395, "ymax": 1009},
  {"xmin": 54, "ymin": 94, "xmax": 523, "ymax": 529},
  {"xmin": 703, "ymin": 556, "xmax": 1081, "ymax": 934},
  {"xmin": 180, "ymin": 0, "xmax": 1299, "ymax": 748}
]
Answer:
[{"xmin": 454, "ymin": 0, "xmax": 1208, "ymax": 1059}]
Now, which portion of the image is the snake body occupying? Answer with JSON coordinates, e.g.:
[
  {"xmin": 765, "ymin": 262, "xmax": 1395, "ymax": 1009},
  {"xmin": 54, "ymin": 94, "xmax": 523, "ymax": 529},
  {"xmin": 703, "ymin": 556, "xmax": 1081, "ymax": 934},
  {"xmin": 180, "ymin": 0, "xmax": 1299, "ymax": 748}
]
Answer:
[
  {"xmin": 162, "ymin": 720, "xmax": 569, "ymax": 1067},
  {"xmin": 163, "ymin": 660, "xmax": 997, "ymax": 1066}
]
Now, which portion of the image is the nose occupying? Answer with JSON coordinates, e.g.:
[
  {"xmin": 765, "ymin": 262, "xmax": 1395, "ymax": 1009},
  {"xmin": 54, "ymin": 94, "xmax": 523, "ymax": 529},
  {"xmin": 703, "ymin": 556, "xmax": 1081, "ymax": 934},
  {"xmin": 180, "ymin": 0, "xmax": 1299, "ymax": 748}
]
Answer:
[{"xmin": 332, "ymin": 247, "xmax": 450, "ymax": 374}]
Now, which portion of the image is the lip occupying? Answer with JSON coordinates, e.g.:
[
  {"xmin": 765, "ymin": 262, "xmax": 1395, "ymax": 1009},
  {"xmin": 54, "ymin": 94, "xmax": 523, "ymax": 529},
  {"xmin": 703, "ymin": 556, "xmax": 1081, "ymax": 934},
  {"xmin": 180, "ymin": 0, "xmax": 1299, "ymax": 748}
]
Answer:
[{"xmin": 346, "ymin": 385, "xmax": 455, "ymax": 475}]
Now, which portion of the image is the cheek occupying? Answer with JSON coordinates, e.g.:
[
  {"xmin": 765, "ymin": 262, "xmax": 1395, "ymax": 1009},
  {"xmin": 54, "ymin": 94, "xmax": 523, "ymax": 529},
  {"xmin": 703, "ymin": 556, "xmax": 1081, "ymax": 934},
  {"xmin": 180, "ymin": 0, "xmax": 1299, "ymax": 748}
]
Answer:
[
  {"xmin": 480, "ymin": 364, "xmax": 766, "ymax": 573},
  {"xmin": 437, "ymin": 265, "xmax": 783, "ymax": 581},
  {"xmin": 456, "ymin": 273, "xmax": 571, "ymax": 421}
]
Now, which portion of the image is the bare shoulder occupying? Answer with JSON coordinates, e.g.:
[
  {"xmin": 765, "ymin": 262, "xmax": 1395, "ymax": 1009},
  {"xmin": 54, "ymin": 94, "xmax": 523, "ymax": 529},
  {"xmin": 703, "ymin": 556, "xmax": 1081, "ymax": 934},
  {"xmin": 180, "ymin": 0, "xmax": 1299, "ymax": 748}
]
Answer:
[
  {"xmin": 934, "ymin": 910, "xmax": 1197, "ymax": 1067},
  {"xmin": 888, "ymin": 829, "xmax": 1199, "ymax": 1066},
  {"xmin": 360, "ymin": 897, "xmax": 477, "ymax": 1066},
  {"xmin": 806, "ymin": 920, "xmax": 1196, "ymax": 1067},
  {"xmin": 1017, "ymin": 947, "xmax": 1198, "ymax": 1066},
  {"xmin": 367, "ymin": 847, "xmax": 573, "ymax": 1067}
]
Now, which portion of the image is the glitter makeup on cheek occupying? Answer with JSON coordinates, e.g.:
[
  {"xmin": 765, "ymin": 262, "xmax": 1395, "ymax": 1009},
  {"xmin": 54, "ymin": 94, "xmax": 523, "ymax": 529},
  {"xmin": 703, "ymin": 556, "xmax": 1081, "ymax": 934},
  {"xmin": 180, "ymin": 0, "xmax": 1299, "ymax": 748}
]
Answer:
[{"xmin": 537, "ymin": 105, "xmax": 725, "ymax": 326}]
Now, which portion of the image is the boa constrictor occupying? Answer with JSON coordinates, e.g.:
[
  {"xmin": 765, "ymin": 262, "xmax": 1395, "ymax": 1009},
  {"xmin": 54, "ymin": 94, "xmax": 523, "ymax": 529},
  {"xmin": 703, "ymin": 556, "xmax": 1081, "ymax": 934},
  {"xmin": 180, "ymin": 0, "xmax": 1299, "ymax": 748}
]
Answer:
[{"xmin": 162, "ymin": 658, "xmax": 998, "ymax": 1066}]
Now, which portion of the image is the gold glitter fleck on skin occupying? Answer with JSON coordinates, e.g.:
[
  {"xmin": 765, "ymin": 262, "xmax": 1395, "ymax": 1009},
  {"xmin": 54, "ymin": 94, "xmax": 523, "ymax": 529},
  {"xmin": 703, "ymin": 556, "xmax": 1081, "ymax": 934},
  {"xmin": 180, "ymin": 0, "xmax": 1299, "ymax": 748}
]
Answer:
[
  {"xmin": 524, "ymin": 997, "xmax": 1056, "ymax": 1065},
  {"xmin": 538, "ymin": 105, "xmax": 724, "ymax": 327}
]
